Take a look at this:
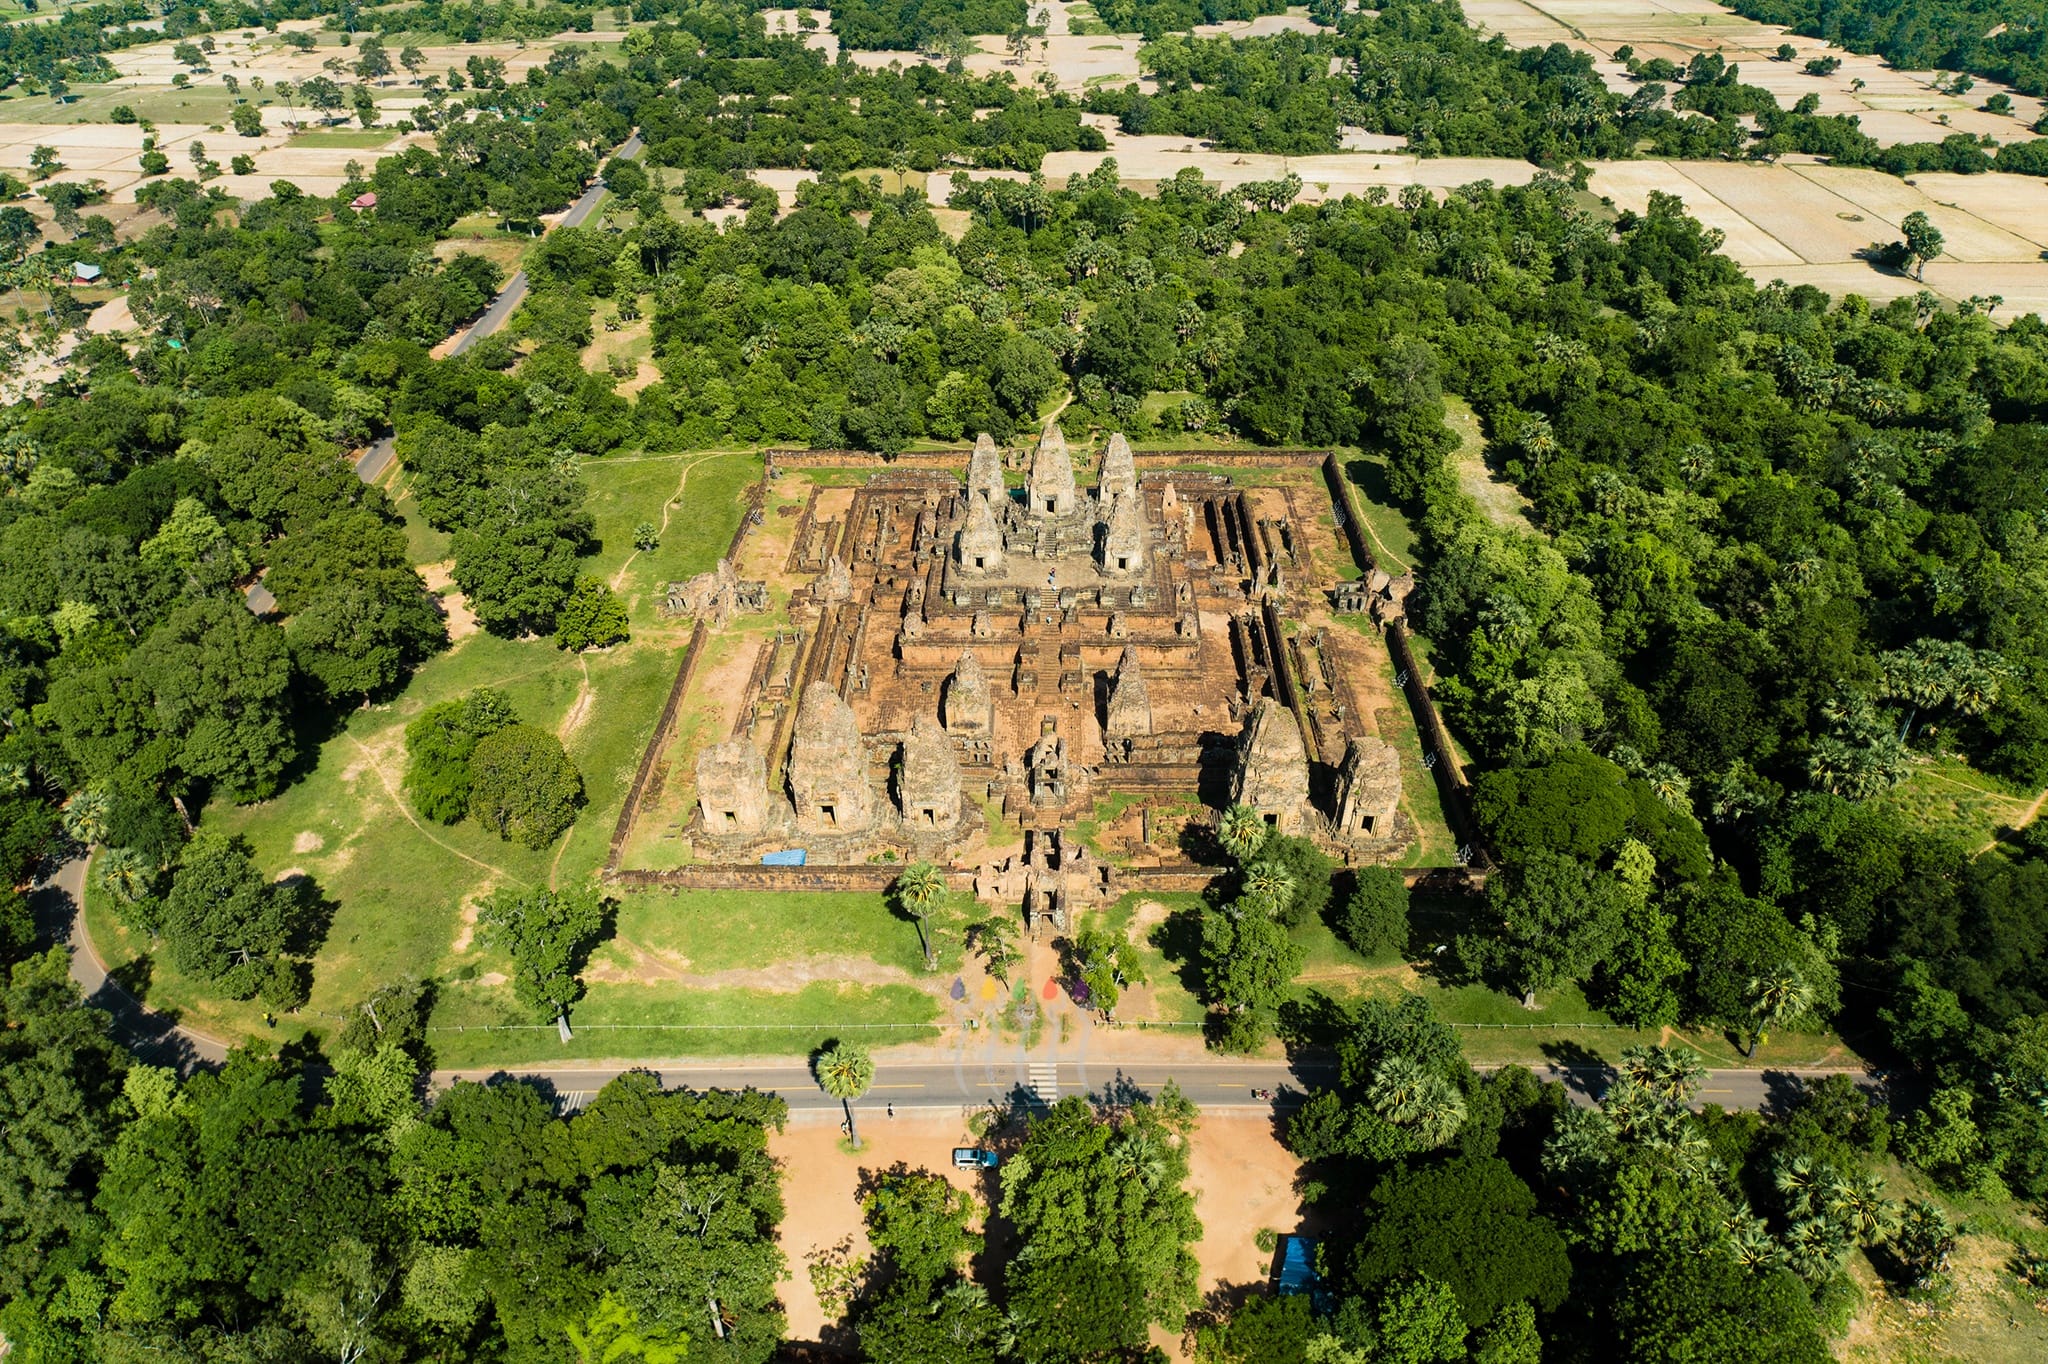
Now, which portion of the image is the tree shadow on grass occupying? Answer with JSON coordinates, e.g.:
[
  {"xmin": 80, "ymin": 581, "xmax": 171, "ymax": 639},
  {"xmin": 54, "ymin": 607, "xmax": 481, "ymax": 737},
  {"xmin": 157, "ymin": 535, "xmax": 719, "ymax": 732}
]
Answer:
[{"xmin": 1148, "ymin": 905, "xmax": 1206, "ymax": 1005}]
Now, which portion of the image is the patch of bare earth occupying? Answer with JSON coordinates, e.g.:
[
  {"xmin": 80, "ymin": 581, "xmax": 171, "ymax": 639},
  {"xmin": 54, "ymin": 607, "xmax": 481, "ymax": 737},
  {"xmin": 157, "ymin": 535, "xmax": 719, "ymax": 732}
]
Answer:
[
  {"xmin": 558, "ymin": 657, "xmax": 595, "ymax": 744},
  {"xmin": 770, "ymin": 1111, "xmax": 986, "ymax": 1342},
  {"xmin": 418, "ymin": 560, "xmax": 480, "ymax": 640},
  {"xmin": 292, "ymin": 831, "xmax": 325, "ymax": 854},
  {"xmin": 1183, "ymin": 1113, "xmax": 1309, "ymax": 1295},
  {"xmin": 582, "ymin": 949, "xmax": 925, "ymax": 992}
]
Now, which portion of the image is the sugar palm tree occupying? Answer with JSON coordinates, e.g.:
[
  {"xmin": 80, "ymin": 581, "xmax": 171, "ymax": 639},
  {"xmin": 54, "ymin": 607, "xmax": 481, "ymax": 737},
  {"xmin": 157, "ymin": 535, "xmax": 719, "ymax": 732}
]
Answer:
[
  {"xmin": 1618, "ymin": 1044, "xmax": 1706, "ymax": 1107},
  {"xmin": 60, "ymin": 787, "xmax": 109, "ymax": 846},
  {"xmin": 1366, "ymin": 1056, "xmax": 1467, "ymax": 1148},
  {"xmin": 1217, "ymin": 803, "xmax": 1267, "ymax": 864},
  {"xmin": 893, "ymin": 861, "xmax": 945, "ymax": 970},
  {"xmin": 814, "ymin": 1042, "xmax": 874, "ymax": 1150},
  {"xmin": 96, "ymin": 847, "xmax": 153, "ymax": 904},
  {"xmin": 1239, "ymin": 861, "xmax": 1295, "ymax": 918},
  {"xmin": 1743, "ymin": 966, "xmax": 1813, "ymax": 1057}
]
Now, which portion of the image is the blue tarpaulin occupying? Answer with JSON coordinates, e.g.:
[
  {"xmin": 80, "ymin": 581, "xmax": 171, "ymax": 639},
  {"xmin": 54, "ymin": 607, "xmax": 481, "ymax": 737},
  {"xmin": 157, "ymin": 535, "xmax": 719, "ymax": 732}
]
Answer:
[
  {"xmin": 1277, "ymin": 1236, "xmax": 1319, "ymax": 1294},
  {"xmin": 761, "ymin": 848, "xmax": 807, "ymax": 866}
]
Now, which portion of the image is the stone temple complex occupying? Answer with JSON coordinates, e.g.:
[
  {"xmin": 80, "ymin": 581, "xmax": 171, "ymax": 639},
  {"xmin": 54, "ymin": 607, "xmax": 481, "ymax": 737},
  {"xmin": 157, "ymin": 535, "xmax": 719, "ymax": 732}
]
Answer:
[{"xmin": 685, "ymin": 428, "xmax": 1412, "ymax": 868}]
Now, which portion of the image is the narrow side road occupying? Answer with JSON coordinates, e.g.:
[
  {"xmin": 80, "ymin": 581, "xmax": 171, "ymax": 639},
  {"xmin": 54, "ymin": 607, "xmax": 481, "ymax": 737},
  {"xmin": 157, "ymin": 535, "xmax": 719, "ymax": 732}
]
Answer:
[{"xmin": 353, "ymin": 130, "xmax": 647, "ymax": 483}]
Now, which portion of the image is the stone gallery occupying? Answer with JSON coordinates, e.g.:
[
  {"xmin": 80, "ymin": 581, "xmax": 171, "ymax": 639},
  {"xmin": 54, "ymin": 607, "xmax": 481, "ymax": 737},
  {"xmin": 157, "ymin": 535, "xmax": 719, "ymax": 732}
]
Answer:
[{"xmin": 685, "ymin": 430, "xmax": 1412, "ymax": 866}]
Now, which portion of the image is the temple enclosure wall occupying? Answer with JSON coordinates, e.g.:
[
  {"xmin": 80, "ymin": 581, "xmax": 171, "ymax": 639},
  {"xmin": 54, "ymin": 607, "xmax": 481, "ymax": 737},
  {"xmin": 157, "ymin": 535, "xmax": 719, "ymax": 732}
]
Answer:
[{"xmin": 606, "ymin": 438, "xmax": 1488, "ymax": 887}]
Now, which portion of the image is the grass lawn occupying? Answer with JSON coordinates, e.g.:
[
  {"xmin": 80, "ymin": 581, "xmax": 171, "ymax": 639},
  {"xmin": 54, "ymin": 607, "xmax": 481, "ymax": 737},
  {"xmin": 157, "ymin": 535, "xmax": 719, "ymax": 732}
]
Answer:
[
  {"xmin": 1874, "ymin": 753, "xmax": 2042, "ymax": 851},
  {"xmin": 0, "ymin": 85, "xmax": 244, "ymax": 126},
  {"xmin": 1342, "ymin": 452, "xmax": 1421, "ymax": 574},
  {"xmin": 287, "ymin": 129, "xmax": 399, "ymax": 148},
  {"xmin": 602, "ymin": 885, "xmax": 970, "ymax": 980},
  {"xmin": 429, "ymin": 981, "xmax": 942, "ymax": 1066},
  {"xmin": 84, "ymin": 448, "xmax": 768, "ymax": 1055}
]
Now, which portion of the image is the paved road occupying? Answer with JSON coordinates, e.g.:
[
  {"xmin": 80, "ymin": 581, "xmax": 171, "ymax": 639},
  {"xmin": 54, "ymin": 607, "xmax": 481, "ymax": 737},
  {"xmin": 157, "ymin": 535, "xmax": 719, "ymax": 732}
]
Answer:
[
  {"xmin": 348, "ymin": 131, "xmax": 647, "ymax": 486},
  {"xmin": 445, "ymin": 130, "xmax": 645, "ymax": 360},
  {"xmin": 29, "ymin": 857, "xmax": 231, "ymax": 1070},
  {"xmin": 32, "ymin": 844, "xmax": 1866, "ymax": 1114},
  {"xmin": 437, "ymin": 1056, "xmax": 1868, "ymax": 1115}
]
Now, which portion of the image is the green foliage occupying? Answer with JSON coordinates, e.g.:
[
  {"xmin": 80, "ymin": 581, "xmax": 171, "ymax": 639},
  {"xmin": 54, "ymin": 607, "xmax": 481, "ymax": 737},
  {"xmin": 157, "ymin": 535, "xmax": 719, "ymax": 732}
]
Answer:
[
  {"xmin": 1000, "ymin": 1091, "xmax": 1202, "ymax": 1352},
  {"xmin": 402, "ymin": 688, "xmax": 518, "ymax": 823},
  {"xmin": 467, "ymin": 723, "xmax": 583, "ymax": 847},
  {"xmin": 1725, "ymin": 0, "xmax": 2048, "ymax": 96},
  {"xmin": 1198, "ymin": 903, "xmax": 1303, "ymax": 1050},
  {"xmin": 829, "ymin": 0, "xmax": 1027, "ymax": 51},
  {"xmin": 474, "ymin": 883, "xmax": 609, "ymax": 1020},
  {"xmin": 1338, "ymin": 865, "xmax": 1410, "ymax": 960},
  {"xmin": 1346, "ymin": 1156, "xmax": 1571, "ymax": 1329},
  {"xmin": 553, "ymin": 576, "xmax": 631, "ymax": 652},
  {"xmin": 159, "ymin": 832, "xmax": 311, "ymax": 999}
]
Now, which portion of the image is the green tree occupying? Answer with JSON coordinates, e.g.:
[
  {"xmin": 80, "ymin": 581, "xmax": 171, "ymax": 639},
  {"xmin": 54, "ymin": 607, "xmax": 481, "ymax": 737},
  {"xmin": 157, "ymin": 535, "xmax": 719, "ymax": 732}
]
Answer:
[
  {"xmin": 973, "ymin": 915, "xmax": 1018, "ymax": 984},
  {"xmin": 286, "ymin": 570, "xmax": 446, "ymax": 702},
  {"xmin": 1340, "ymin": 865, "xmax": 1410, "ymax": 959},
  {"xmin": 231, "ymin": 102, "xmax": 264, "ymax": 137},
  {"xmin": 1200, "ymin": 904, "xmax": 1303, "ymax": 1050},
  {"xmin": 159, "ymin": 832, "xmax": 308, "ymax": 999},
  {"xmin": 467, "ymin": 724, "xmax": 582, "ymax": 847},
  {"xmin": 815, "ymin": 1041, "xmax": 875, "ymax": 1148},
  {"xmin": 553, "ymin": 577, "xmax": 630, "ymax": 652},
  {"xmin": 0, "ymin": 950, "xmax": 130, "ymax": 1312},
  {"xmin": 1001, "ymin": 1089, "xmax": 1202, "ymax": 1350},
  {"xmin": 892, "ymin": 861, "xmax": 946, "ymax": 969},
  {"xmin": 475, "ymin": 884, "xmax": 608, "ymax": 1024},
  {"xmin": 128, "ymin": 598, "xmax": 297, "ymax": 801},
  {"xmin": 1744, "ymin": 965, "xmax": 1815, "ymax": 1056},
  {"xmin": 861, "ymin": 1166, "xmax": 980, "ymax": 1285},
  {"xmin": 353, "ymin": 36, "xmax": 393, "ymax": 82},
  {"xmin": 1462, "ymin": 851, "xmax": 1630, "ymax": 1002},
  {"xmin": 1058, "ymin": 918, "xmax": 1129, "ymax": 1013},
  {"xmin": 1607, "ymin": 1248, "xmax": 1830, "ymax": 1364},
  {"xmin": 402, "ymin": 689, "xmax": 517, "ymax": 823},
  {"xmin": 1900, "ymin": 210, "xmax": 1945, "ymax": 280},
  {"xmin": 1346, "ymin": 1156, "xmax": 1571, "ymax": 1330},
  {"xmin": 1217, "ymin": 803, "xmax": 1268, "ymax": 863}
]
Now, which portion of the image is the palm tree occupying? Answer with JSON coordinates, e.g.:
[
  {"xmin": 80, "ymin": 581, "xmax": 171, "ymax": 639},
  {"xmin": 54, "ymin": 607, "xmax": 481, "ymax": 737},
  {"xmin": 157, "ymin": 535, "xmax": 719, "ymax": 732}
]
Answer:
[
  {"xmin": 1105, "ymin": 1131, "xmax": 1165, "ymax": 1189},
  {"xmin": 814, "ymin": 1042, "xmax": 874, "ymax": 1150},
  {"xmin": 893, "ymin": 861, "xmax": 946, "ymax": 971},
  {"xmin": 97, "ymin": 847, "xmax": 153, "ymax": 904},
  {"xmin": 1826, "ymin": 1172, "xmax": 1896, "ymax": 1244},
  {"xmin": 1618, "ymin": 1044, "xmax": 1706, "ymax": 1107},
  {"xmin": 1743, "ymin": 967, "xmax": 1813, "ymax": 1057},
  {"xmin": 1217, "ymin": 803, "xmax": 1267, "ymax": 864},
  {"xmin": 1365, "ymin": 1056, "xmax": 1467, "ymax": 1148},
  {"xmin": 1238, "ymin": 861, "xmax": 1295, "ymax": 918},
  {"xmin": 1773, "ymin": 1154, "xmax": 1825, "ymax": 1216},
  {"xmin": 60, "ymin": 787, "xmax": 109, "ymax": 846}
]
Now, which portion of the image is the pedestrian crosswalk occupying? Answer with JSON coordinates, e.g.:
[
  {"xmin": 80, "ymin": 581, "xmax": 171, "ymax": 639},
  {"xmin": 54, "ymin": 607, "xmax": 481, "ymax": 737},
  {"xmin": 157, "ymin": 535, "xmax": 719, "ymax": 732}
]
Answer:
[
  {"xmin": 1027, "ymin": 1064, "xmax": 1058, "ymax": 1105},
  {"xmin": 555, "ymin": 1091, "xmax": 593, "ymax": 1114}
]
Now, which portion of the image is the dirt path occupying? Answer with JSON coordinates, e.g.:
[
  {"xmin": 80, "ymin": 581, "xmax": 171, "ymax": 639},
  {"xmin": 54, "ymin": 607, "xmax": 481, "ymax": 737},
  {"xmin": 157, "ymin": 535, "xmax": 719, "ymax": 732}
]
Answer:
[
  {"xmin": 610, "ymin": 451, "xmax": 722, "ymax": 593},
  {"xmin": 343, "ymin": 732, "xmax": 529, "ymax": 888},
  {"xmin": 1977, "ymin": 785, "xmax": 2048, "ymax": 854}
]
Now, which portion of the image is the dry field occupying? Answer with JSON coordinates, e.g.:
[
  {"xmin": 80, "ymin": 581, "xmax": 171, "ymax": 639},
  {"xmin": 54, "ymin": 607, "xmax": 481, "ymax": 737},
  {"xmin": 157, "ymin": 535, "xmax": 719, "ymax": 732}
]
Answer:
[
  {"xmin": 1462, "ymin": 0, "xmax": 2046, "ymax": 145},
  {"xmin": 770, "ymin": 1105, "xmax": 1307, "ymax": 1345}
]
